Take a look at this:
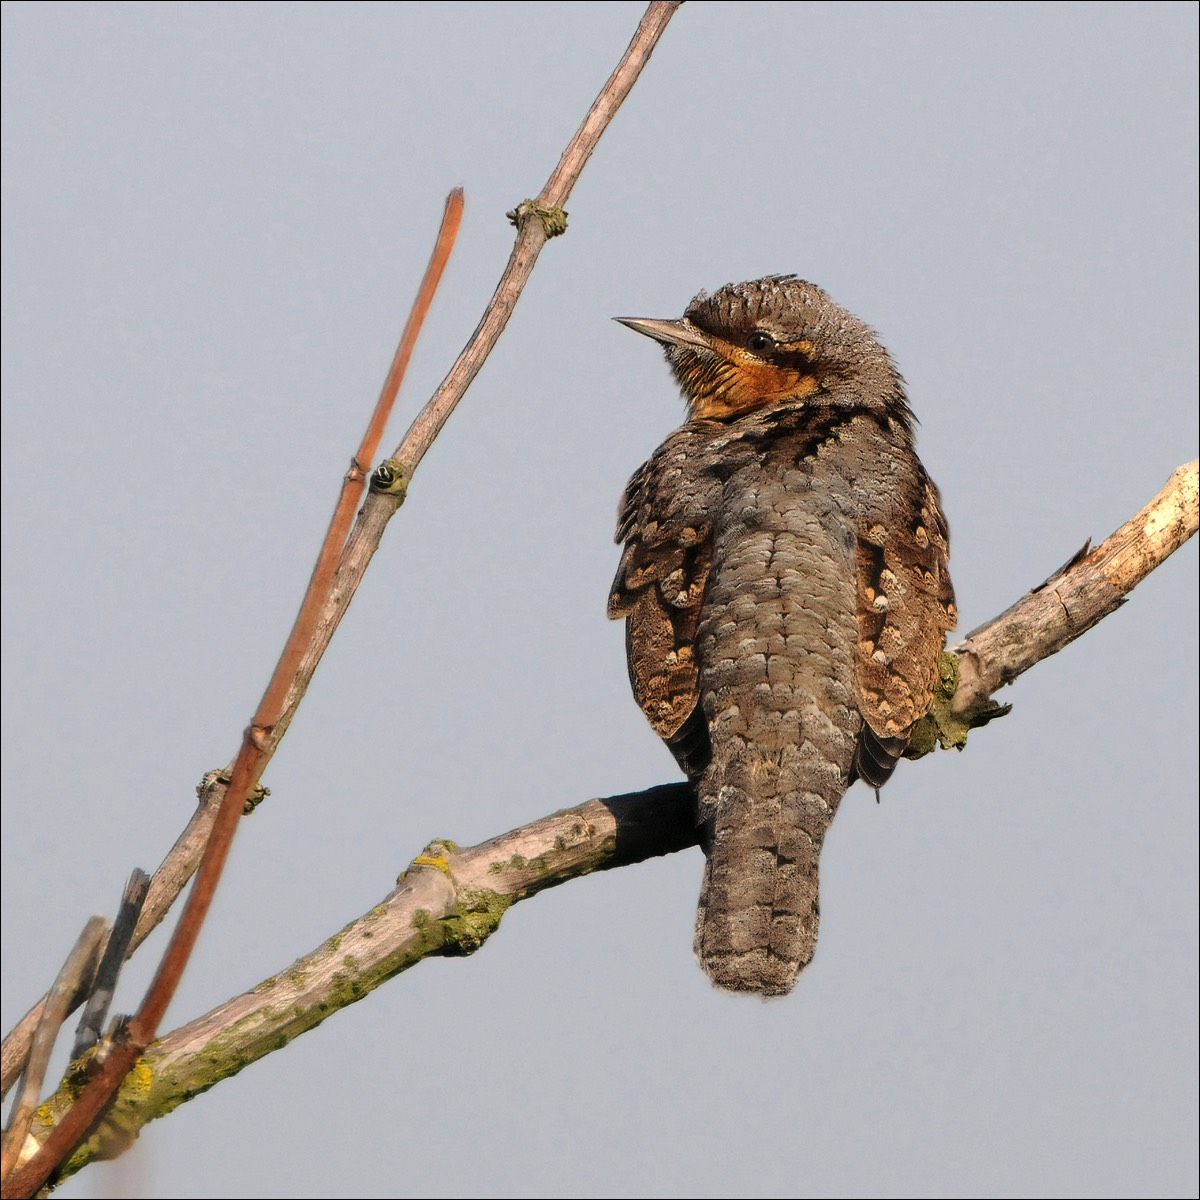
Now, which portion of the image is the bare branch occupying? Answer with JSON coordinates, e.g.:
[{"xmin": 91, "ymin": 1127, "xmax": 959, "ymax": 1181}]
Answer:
[
  {"xmin": 953, "ymin": 459, "xmax": 1198, "ymax": 717},
  {"xmin": 263, "ymin": 1, "xmax": 684, "ymax": 762},
  {"xmin": 0, "ymin": 10, "xmax": 684, "ymax": 1196},
  {"xmin": 392, "ymin": 0, "xmax": 683, "ymax": 477},
  {"xmin": 12, "ymin": 5, "xmax": 1193, "ymax": 1190},
  {"xmin": 31, "ymin": 786, "xmax": 698, "ymax": 1182},
  {"xmin": 72, "ymin": 871, "xmax": 150, "ymax": 1060},
  {"xmin": 1, "ymin": 918, "xmax": 106, "ymax": 1183},
  {"xmin": 2, "ymin": 774, "xmax": 223, "ymax": 1098},
  {"xmin": 1, "ymin": 195, "xmax": 467, "ymax": 1200}
]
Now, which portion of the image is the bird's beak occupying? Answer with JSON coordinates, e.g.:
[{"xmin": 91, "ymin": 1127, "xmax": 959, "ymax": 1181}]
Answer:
[{"xmin": 614, "ymin": 316, "xmax": 711, "ymax": 349}]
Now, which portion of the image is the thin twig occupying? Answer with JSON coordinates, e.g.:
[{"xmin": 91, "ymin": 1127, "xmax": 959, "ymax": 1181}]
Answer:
[
  {"xmin": 2, "ymin": 772, "xmax": 223, "ymax": 1098},
  {"xmin": 1, "ymin": 8, "xmax": 682, "ymax": 1194},
  {"xmin": 261, "ymin": 1, "xmax": 685, "ymax": 760},
  {"xmin": 138, "ymin": 195, "xmax": 466, "ymax": 1045},
  {"xmin": 2, "ymin": 193, "xmax": 465, "ymax": 1200},
  {"xmin": 72, "ymin": 871, "xmax": 150, "ymax": 1060},
  {"xmin": 1, "ymin": 917, "xmax": 106, "ymax": 1183},
  {"xmin": 394, "ymin": 1, "xmax": 683, "ymax": 475},
  {"xmin": 131, "ymin": 188, "xmax": 464, "ymax": 1042},
  {"xmin": 254, "ymin": 187, "xmax": 464, "ymax": 730}
]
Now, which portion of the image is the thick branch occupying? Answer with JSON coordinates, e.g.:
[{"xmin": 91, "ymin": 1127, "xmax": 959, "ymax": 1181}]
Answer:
[{"xmin": 37, "ymin": 786, "xmax": 698, "ymax": 1181}]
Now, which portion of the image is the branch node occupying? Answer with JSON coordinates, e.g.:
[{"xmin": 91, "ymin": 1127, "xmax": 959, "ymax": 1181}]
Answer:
[
  {"xmin": 506, "ymin": 199, "xmax": 568, "ymax": 238},
  {"xmin": 198, "ymin": 767, "xmax": 269, "ymax": 818},
  {"xmin": 370, "ymin": 458, "xmax": 410, "ymax": 501},
  {"xmin": 241, "ymin": 784, "xmax": 270, "ymax": 816},
  {"xmin": 247, "ymin": 724, "xmax": 272, "ymax": 753},
  {"xmin": 400, "ymin": 841, "xmax": 510, "ymax": 956},
  {"xmin": 195, "ymin": 769, "xmax": 226, "ymax": 800}
]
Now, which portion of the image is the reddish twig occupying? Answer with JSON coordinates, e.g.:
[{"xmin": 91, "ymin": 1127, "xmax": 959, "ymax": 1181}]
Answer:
[
  {"xmin": 2, "ymin": 194, "xmax": 464, "ymax": 1200},
  {"xmin": 3, "ymin": 7, "xmax": 682, "ymax": 1193},
  {"xmin": 255, "ymin": 187, "xmax": 464, "ymax": 729},
  {"xmin": 130, "ymin": 188, "xmax": 465, "ymax": 1041},
  {"xmin": 263, "ymin": 1, "xmax": 685, "ymax": 760}
]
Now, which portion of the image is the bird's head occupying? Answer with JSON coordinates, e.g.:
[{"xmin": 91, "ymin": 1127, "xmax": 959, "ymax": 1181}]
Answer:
[{"xmin": 617, "ymin": 275, "xmax": 906, "ymax": 424}]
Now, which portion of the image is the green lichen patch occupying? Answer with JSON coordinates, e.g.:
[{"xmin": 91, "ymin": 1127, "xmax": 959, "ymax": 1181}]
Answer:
[
  {"xmin": 55, "ymin": 1057, "xmax": 157, "ymax": 1178},
  {"xmin": 439, "ymin": 886, "xmax": 512, "ymax": 956},
  {"xmin": 905, "ymin": 651, "xmax": 1010, "ymax": 759},
  {"xmin": 489, "ymin": 852, "xmax": 552, "ymax": 877},
  {"xmin": 506, "ymin": 199, "xmax": 569, "ymax": 237},
  {"xmin": 554, "ymin": 824, "xmax": 589, "ymax": 851},
  {"xmin": 370, "ymin": 457, "xmax": 410, "ymax": 500}
]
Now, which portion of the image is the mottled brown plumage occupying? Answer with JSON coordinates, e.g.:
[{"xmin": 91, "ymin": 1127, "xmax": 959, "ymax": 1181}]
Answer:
[{"xmin": 609, "ymin": 276, "xmax": 955, "ymax": 996}]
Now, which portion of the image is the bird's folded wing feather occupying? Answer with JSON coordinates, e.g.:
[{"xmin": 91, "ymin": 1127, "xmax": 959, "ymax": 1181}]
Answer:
[
  {"xmin": 608, "ymin": 452, "xmax": 713, "ymax": 776},
  {"xmin": 853, "ymin": 469, "xmax": 957, "ymax": 784}
]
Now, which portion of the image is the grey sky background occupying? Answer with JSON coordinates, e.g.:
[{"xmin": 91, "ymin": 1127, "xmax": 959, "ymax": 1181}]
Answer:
[{"xmin": 2, "ymin": 3, "xmax": 1196, "ymax": 1198}]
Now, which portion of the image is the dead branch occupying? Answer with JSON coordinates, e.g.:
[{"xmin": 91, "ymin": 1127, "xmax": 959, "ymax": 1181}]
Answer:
[
  {"xmin": 1, "ymin": 918, "xmax": 106, "ymax": 1180},
  {"xmin": 953, "ymin": 459, "xmax": 1198, "ymax": 717},
  {"xmin": 2, "ymin": 777, "xmax": 222, "ymax": 1097},
  {"xmin": 265, "ymin": 0, "xmax": 685, "ymax": 763}
]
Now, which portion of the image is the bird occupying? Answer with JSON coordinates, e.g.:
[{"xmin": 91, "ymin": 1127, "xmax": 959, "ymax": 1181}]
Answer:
[{"xmin": 608, "ymin": 275, "xmax": 956, "ymax": 997}]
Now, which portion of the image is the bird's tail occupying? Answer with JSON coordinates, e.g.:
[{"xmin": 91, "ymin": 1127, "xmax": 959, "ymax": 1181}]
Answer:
[{"xmin": 693, "ymin": 751, "xmax": 846, "ymax": 997}]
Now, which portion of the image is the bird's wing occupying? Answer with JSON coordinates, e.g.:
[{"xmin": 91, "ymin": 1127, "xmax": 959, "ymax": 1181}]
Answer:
[
  {"xmin": 608, "ymin": 453, "xmax": 713, "ymax": 777},
  {"xmin": 853, "ymin": 468, "xmax": 957, "ymax": 786}
]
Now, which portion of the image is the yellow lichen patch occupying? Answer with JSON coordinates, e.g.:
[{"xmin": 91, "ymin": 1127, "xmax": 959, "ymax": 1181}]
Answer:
[
  {"xmin": 411, "ymin": 854, "xmax": 451, "ymax": 874},
  {"xmin": 125, "ymin": 1058, "xmax": 155, "ymax": 1099}
]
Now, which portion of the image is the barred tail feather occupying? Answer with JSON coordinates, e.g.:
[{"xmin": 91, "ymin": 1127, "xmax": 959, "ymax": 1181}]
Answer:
[{"xmin": 693, "ymin": 756, "xmax": 845, "ymax": 996}]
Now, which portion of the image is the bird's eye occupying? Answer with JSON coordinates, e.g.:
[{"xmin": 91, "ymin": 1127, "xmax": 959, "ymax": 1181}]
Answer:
[{"xmin": 747, "ymin": 331, "xmax": 775, "ymax": 353}]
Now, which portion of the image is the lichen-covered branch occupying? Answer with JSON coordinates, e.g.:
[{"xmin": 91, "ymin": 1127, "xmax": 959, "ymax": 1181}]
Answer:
[{"xmin": 35, "ymin": 786, "xmax": 697, "ymax": 1182}]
